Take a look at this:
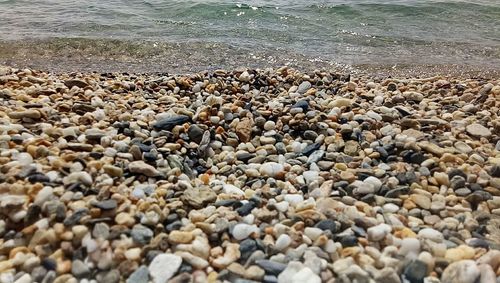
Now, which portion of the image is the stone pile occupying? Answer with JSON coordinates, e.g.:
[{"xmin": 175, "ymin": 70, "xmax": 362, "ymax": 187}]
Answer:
[{"xmin": 0, "ymin": 66, "xmax": 499, "ymax": 283}]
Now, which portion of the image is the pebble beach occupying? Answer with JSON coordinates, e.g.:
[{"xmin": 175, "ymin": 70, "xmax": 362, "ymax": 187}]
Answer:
[{"xmin": 0, "ymin": 65, "xmax": 499, "ymax": 283}]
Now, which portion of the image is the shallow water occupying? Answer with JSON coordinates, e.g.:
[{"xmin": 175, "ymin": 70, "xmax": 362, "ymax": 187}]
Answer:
[{"xmin": 0, "ymin": 0, "xmax": 499, "ymax": 76}]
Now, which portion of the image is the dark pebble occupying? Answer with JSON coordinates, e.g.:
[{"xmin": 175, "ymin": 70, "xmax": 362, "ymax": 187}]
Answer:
[
  {"xmin": 24, "ymin": 204, "xmax": 41, "ymax": 224},
  {"xmin": 360, "ymin": 194, "xmax": 376, "ymax": 204},
  {"xmin": 339, "ymin": 235, "xmax": 358, "ymax": 247},
  {"xmin": 450, "ymin": 176, "xmax": 466, "ymax": 190},
  {"xmin": 387, "ymin": 83, "xmax": 398, "ymax": 92},
  {"xmin": 236, "ymin": 202, "xmax": 255, "ymax": 216},
  {"xmin": 93, "ymin": 199, "xmax": 117, "ymax": 210},
  {"xmin": 490, "ymin": 165, "xmax": 500, "ymax": 178},
  {"xmin": 465, "ymin": 191, "xmax": 492, "ymax": 206},
  {"xmin": 89, "ymin": 152, "xmax": 104, "ymax": 159},
  {"xmin": 131, "ymin": 224, "xmax": 154, "ymax": 244},
  {"xmin": 291, "ymin": 100, "xmax": 309, "ymax": 111},
  {"xmin": 263, "ymin": 275, "xmax": 279, "ymax": 283},
  {"xmin": 145, "ymin": 250, "xmax": 163, "ymax": 264},
  {"xmin": 133, "ymin": 142, "xmax": 153, "ymax": 152},
  {"xmin": 410, "ymin": 152, "xmax": 426, "ymax": 164},
  {"xmin": 178, "ymin": 263, "xmax": 192, "ymax": 274},
  {"xmin": 27, "ymin": 173, "xmax": 50, "ymax": 183},
  {"xmin": 469, "ymin": 183, "xmax": 483, "ymax": 191},
  {"xmin": 236, "ymin": 152, "xmax": 255, "ymax": 163},
  {"xmin": 64, "ymin": 79, "xmax": 88, "ymax": 89},
  {"xmin": 72, "ymin": 103, "xmax": 96, "ymax": 114},
  {"xmin": 41, "ymin": 258, "xmax": 57, "ymax": 271},
  {"xmin": 467, "ymin": 238, "xmax": 490, "ymax": 248},
  {"xmin": 315, "ymin": 219, "xmax": 337, "ymax": 233},
  {"xmin": 403, "ymin": 260, "xmax": 428, "ymax": 283},
  {"xmin": 63, "ymin": 208, "xmax": 89, "ymax": 226},
  {"xmin": 375, "ymin": 146, "xmax": 389, "ymax": 160},
  {"xmin": 55, "ymin": 203, "xmax": 67, "ymax": 222},
  {"xmin": 448, "ymin": 168, "xmax": 467, "ymax": 180},
  {"xmin": 143, "ymin": 152, "xmax": 158, "ymax": 162},
  {"xmin": 165, "ymin": 221, "xmax": 183, "ymax": 232},
  {"xmin": 153, "ymin": 115, "xmax": 190, "ymax": 131},
  {"xmin": 239, "ymin": 238, "xmax": 258, "ymax": 262},
  {"xmin": 384, "ymin": 186, "xmax": 410, "ymax": 198},
  {"xmin": 302, "ymin": 143, "xmax": 321, "ymax": 156},
  {"xmin": 303, "ymin": 130, "xmax": 318, "ymax": 141},
  {"xmin": 255, "ymin": 260, "xmax": 286, "ymax": 276},
  {"xmin": 188, "ymin": 124, "xmax": 204, "ymax": 144},
  {"xmin": 214, "ymin": 200, "xmax": 238, "ymax": 207}
]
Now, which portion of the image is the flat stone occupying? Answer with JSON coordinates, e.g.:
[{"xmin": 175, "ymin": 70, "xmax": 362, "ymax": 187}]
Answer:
[
  {"xmin": 466, "ymin": 123, "xmax": 491, "ymax": 138},
  {"xmin": 255, "ymin": 260, "xmax": 287, "ymax": 276},
  {"xmin": 103, "ymin": 165, "xmax": 123, "ymax": 177},
  {"xmin": 66, "ymin": 143, "xmax": 94, "ymax": 152},
  {"xmin": 8, "ymin": 109, "xmax": 41, "ymax": 119},
  {"xmin": 410, "ymin": 194, "xmax": 431, "ymax": 210},
  {"xmin": 181, "ymin": 187, "xmax": 217, "ymax": 208},
  {"xmin": 168, "ymin": 231, "xmax": 194, "ymax": 244},
  {"xmin": 153, "ymin": 115, "xmax": 190, "ymax": 131},
  {"xmin": 128, "ymin": 161, "xmax": 160, "ymax": 177},
  {"xmin": 297, "ymin": 81, "xmax": 312, "ymax": 94},
  {"xmin": 93, "ymin": 199, "xmax": 117, "ymax": 210},
  {"xmin": 148, "ymin": 253, "xmax": 182, "ymax": 283},
  {"xmin": 65, "ymin": 79, "xmax": 89, "ymax": 88}
]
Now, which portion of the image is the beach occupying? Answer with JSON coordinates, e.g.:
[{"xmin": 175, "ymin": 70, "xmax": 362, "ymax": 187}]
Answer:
[{"xmin": 0, "ymin": 65, "xmax": 499, "ymax": 282}]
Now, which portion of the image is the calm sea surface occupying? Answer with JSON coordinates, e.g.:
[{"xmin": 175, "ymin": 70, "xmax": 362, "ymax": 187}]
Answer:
[{"xmin": 0, "ymin": 0, "xmax": 499, "ymax": 75}]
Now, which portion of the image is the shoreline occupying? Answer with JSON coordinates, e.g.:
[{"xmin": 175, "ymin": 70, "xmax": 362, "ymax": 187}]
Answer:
[
  {"xmin": 1, "ymin": 38, "xmax": 500, "ymax": 79},
  {"xmin": 0, "ymin": 66, "xmax": 499, "ymax": 282}
]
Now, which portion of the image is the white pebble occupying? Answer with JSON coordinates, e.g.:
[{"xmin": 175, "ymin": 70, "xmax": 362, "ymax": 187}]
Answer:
[
  {"xmin": 232, "ymin": 223, "xmax": 259, "ymax": 240},
  {"xmin": 367, "ymin": 223, "xmax": 392, "ymax": 241},
  {"xmin": 275, "ymin": 234, "xmax": 292, "ymax": 251}
]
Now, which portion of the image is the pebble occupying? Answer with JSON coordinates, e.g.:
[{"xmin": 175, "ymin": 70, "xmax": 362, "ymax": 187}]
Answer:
[
  {"xmin": 232, "ymin": 224, "xmax": 259, "ymax": 240},
  {"xmin": 128, "ymin": 161, "xmax": 160, "ymax": 177},
  {"xmin": 148, "ymin": 254, "xmax": 182, "ymax": 283},
  {"xmin": 367, "ymin": 223, "xmax": 392, "ymax": 241},
  {"xmin": 264, "ymin": 121, "xmax": 276, "ymax": 131},
  {"xmin": 127, "ymin": 266, "xmax": 149, "ymax": 283},
  {"xmin": 0, "ymin": 68, "xmax": 498, "ymax": 283},
  {"xmin": 466, "ymin": 123, "xmax": 492, "ymax": 138},
  {"xmin": 403, "ymin": 260, "xmax": 428, "ymax": 283},
  {"xmin": 441, "ymin": 260, "xmax": 480, "ymax": 283},
  {"xmin": 259, "ymin": 162, "xmax": 285, "ymax": 178},
  {"xmin": 275, "ymin": 234, "xmax": 292, "ymax": 251},
  {"xmin": 297, "ymin": 81, "xmax": 312, "ymax": 94},
  {"xmin": 72, "ymin": 260, "xmax": 90, "ymax": 278},
  {"xmin": 418, "ymin": 228, "xmax": 444, "ymax": 242},
  {"xmin": 278, "ymin": 262, "xmax": 321, "ymax": 283}
]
